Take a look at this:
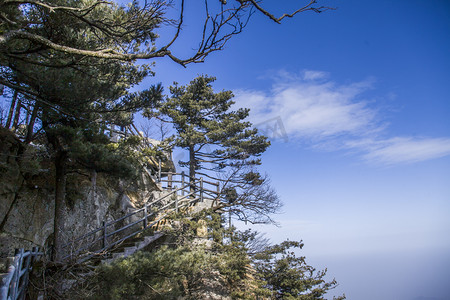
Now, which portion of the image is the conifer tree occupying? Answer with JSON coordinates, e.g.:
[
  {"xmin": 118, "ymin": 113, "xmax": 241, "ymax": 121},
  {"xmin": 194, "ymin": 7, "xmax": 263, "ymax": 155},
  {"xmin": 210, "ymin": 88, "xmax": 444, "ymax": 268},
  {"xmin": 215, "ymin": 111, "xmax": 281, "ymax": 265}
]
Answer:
[
  {"xmin": 0, "ymin": 0, "xmax": 331, "ymax": 261},
  {"xmin": 155, "ymin": 75, "xmax": 281, "ymax": 224},
  {"xmin": 0, "ymin": 0, "xmax": 331, "ymax": 71},
  {"xmin": 2, "ymin": 42, "xmax": 163, "ymax": 260},
  {"xmin": 252, "ymin": 239, "xmax": 346, "ymax": 299},
  {"xmin": 86, "ymin": 212, "xmax": 345, "ymax": 300},
  {"xmin": 159, "ymin": 75, "xmax": 269, "ymax": 180}
]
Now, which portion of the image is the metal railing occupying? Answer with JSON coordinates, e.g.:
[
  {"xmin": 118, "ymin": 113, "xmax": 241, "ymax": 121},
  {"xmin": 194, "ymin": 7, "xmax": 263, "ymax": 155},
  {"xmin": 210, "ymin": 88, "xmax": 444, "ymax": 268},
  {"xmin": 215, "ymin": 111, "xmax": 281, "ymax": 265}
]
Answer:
[
  {"xmin": 61, "ymin": 173, "xmax": 221, "ymax": 262},
  {"xmin": 0, "ymin": 172, "xmax": 221, "ymax": 299},
  {"xmin": 1, "ymin": 248, "xmax": 42, "ymax": 300},
  {"xmin": 159, "ymin": 171, "xmax": 220, "ymax": 202}
]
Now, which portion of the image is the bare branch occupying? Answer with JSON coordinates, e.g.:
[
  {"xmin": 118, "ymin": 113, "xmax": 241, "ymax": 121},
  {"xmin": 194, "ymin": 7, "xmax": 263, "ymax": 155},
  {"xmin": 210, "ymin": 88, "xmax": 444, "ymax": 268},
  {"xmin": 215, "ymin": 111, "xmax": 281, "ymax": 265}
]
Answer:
[
  {"xmin": 1, "ymin": 0, "xmax": 332, "ymax": 68},
  {"xmin": 1, "ymin": 0, "xmax": 112, "ymax": 13},
  {"xmin": 247, "ymin": 0, "xmax": 334, "ymax": 24}
]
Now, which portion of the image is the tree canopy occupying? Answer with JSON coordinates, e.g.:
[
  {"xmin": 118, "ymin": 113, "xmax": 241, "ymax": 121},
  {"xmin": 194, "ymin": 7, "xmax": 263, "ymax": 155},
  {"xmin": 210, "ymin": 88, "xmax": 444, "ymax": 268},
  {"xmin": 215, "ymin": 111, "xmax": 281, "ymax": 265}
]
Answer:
[
  {"xmin": 158, "ymin": 75, "xmax": 269, "ymax": 179},
  {"xmin": 0, "ymin": 0, "xmax": 331, "ymax": 70},
  {"xmin": 81, "ymin": 211, "xmax": 345, "ymax": 299},
  {"xmin": 152, "ymin": 75, "xmax": 281, "ymax": 224},
  {"xmin": 0, "ymin": 0, "xmax": 333, "ymax": 261}
]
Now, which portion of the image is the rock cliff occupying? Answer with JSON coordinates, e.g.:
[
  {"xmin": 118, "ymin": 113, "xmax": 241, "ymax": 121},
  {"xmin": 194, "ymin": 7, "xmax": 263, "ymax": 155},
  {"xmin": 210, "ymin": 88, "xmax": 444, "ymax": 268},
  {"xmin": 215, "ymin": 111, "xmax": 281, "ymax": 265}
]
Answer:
[{"xmin": 0, "ymin": 128, "xmax": 173, "ymax": 257}]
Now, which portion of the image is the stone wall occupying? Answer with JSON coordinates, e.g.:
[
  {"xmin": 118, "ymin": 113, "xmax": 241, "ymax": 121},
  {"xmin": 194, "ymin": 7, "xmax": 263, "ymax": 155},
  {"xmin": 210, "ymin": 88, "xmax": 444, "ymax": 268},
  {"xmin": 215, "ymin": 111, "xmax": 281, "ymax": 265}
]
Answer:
[{"xmin": 0, "ymin": 128, "xmax": 171, "ymax": 257}]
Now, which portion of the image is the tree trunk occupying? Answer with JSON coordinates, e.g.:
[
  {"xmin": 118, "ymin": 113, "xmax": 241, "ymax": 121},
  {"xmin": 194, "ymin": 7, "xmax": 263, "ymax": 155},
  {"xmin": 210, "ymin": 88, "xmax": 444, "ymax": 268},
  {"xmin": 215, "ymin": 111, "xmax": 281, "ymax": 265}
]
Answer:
[
  {"xmin": 25, "ymin": 103, "xmax": 39, "ymax": 144},
  {"xmin": 6, "ymin": 90, "xmax": 18, "ymax": 129},
  {"xmin": 11, "ymin": 97, "xmax": 22, "ymax": 131},
  {"xmin": 52, "ymin": 150, "xmax": 68, "ymax": 262}
]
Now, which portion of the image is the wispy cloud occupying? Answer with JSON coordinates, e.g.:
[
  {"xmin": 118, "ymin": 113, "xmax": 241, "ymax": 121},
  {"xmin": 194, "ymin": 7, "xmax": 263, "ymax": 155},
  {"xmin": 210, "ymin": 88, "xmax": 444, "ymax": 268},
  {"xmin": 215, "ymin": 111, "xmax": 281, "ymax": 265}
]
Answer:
[
  {"xmin": 347, "ymin": 137, "xmax": 450, "ymax": 165},
  {"xmin": 233, "ymin": 70, "xmax": 450, "ymax": 165},
  {"xmin": 236, "ymin": 80, "xmax": 378, "ymax": 140}
]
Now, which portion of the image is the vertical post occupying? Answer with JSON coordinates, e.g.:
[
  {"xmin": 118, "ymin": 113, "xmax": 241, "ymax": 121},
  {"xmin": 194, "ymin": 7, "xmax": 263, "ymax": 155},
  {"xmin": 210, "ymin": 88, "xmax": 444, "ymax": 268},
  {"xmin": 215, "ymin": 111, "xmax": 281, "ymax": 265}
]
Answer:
[
  {"xmin": 21, "ymin": 249, "xmax": 33, "ymax": 300},
  {"xmin": 181, "ymin": 171, "xmax": 185, "ymax": 196},
  {"xmin": 158, "ymin": 158, "xmax": 161, "ymax": 183},
  {"xmin": 175, "ymin": 185, "xmax": 179, "ymax": 213},
  {"xmin": 143, "ymin": 205, "xmax": 148, "ymax": 229},
  {"xmin": 102, "ymin": 221, "xmax": 107, "ymax": 249},
  {"xmin": 200, "ymin": 177, "xmax": 204, "ymax": 202},
  {"xmin": 12, "ymin": 248, "xmax": 23, "ymax": 299},
  {"xmin": 168, "ymin": 172, "xmax": 173, "ymax": 190}
]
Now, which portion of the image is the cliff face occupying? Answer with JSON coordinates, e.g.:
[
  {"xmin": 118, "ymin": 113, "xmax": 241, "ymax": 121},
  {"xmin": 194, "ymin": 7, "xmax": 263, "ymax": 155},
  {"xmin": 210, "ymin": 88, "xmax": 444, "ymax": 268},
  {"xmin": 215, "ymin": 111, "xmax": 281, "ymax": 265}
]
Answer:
[{"xmin": 0, "ymin": 128, "xmax": 170, "ymax": 257}]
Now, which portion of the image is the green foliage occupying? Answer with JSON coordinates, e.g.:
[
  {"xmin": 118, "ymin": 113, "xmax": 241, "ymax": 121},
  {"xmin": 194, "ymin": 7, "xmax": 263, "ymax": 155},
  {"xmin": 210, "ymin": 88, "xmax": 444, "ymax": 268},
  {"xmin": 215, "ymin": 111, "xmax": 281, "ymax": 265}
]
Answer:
[
  {"xmin": 86, "ymin": 211, "xmax": 344, "ymax": 300},
  {"xmin": 92, "ymin": 246, "xmax": 213, "ymax": 300},
  {"xmin": 156, "ymin": 75, "xmax": 270, "ymax": 178},
  {"xmin": 0, "ymin": 0, "xmax": 162, "ymax": 70},
  {"xmin": 151, "ymin": 75, "xmax": 280, "ymax": 224},
  {"xmin": 44, "ymin": 124, "xmax": 139, "ymax": 179},
  {"xmin": 253, "ymin": 240, "xmax": 346, "ymax": 300}
]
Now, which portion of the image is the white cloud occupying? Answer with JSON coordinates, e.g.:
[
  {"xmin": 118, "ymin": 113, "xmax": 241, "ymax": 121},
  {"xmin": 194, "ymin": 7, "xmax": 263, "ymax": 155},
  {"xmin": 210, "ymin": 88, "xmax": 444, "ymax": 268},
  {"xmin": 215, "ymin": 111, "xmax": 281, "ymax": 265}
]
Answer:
[
  {"xmin": 347, "ymin": 137, "xmax": 450, "ymax": 165},
  {"xmin": 302, "ymin": 70, "xmax": 329, "ymax": 81},
  {"xmin": 234, "ymin": 73, "xmax": 379, "ymax": 140},
  {"xmin": 233, "ymin": 70, "xmax": 450, "ymax": 165}
]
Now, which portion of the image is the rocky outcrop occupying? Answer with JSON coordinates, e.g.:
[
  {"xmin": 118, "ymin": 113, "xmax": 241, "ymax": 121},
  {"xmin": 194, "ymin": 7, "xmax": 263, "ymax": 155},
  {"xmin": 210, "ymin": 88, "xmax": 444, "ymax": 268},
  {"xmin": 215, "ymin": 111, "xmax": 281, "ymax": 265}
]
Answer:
[{"xmin": 0, "ymin": 128, "xmax": 174, "ymax": 258}]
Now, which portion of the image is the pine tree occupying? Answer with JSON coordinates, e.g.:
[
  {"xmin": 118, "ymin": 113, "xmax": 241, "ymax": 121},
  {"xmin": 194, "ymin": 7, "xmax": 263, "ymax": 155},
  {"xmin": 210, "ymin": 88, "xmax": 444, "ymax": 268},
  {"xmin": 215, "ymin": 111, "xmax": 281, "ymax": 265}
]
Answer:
[
  {"xmin": 159, "ymin": 75, "xmax": 269, "ymax": 181},
  {"xmin": 154, "ymin": 75, "xmax": 281, "ymax": 224},
  {"xmin": 2, "ymin": 40, "xmax": 163, "ymax": 261},
  {"xmin": 85, "ymin": 211, "xmax": 345, "ymax": 300},
  {"xmin": 252, "ymin": 239, "xmax": 346, "ymax": 299},
  {"xmin": 0, "ymin": 0, "xmax": 331, "ymax": 70}
]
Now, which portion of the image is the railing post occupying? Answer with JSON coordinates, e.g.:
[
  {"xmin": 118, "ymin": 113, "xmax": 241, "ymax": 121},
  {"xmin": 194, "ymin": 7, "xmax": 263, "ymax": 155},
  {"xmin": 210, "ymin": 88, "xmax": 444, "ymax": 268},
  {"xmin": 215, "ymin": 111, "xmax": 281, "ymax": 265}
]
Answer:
[
  {"xmin": 11, "ymin": 248, "xmax": 23, "ymax": 299},
  {"xmin": 143, "ymin": 205, "xmax": 148, "ymax": 229},
  {"xmin": 158, "ymin": 158, "xmax": 161, "ymax": 182},
  {"xmin": 21, "ymin": 249, "xmax": 33, "ymax": 300},
  {"xmin": 168, "ymin": 172, "xmax": 173, "ymax": 190},
  {"xmin": 181, "ymin": 171, "xmax": 185, "ymax": 196},
  {"xmin": 102, "ymin": 221, "xmax": 107, "ymax": 249},
  {"xmin": 200, "ymin": 177, "xmax": 204, "ymax": 202},
  {"xmin": 175, "ymin": 185, "xmax": 178, "ymax": 213}
]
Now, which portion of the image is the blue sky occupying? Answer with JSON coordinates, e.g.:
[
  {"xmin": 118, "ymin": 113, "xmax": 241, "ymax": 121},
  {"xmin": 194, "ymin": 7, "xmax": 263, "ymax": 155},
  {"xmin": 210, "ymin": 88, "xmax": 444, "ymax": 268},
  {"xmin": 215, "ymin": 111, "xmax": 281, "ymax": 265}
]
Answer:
[
  {"xmin": 143, "ymin": 0, "xmax": 450, "ymax": 299},
  {"xmin": 0, "ymin": 1, "xmax": 448, "ymax": 298}
]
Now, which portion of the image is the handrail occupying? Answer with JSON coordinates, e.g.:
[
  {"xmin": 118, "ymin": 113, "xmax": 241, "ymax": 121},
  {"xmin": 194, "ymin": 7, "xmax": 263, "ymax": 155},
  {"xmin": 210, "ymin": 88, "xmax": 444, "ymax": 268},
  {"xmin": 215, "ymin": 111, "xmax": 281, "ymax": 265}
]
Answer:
[
  {"xmin": 61, "ymin": 184, "xmax": 189, "ymax": 251},
  {"xmin": 61, "ymin": 169, "xmax": 222, "ymax": 262},
  {"xmin": 160, "ymin": 172, "xmax": 219, "ymax": 187},
  {"xmin": 63, "ymin": 194, "xmax": 200, "ymax": 262},
  {"xmin": 1, "ymin": 248, "xmax": 42, "ymax": 300}
]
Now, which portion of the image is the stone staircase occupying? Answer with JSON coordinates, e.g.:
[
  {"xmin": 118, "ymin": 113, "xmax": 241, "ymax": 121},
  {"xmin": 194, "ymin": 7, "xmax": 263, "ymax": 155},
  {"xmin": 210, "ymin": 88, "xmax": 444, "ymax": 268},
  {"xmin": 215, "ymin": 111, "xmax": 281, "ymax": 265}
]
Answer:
[
  {"xmin": 102, "ymin": 231, "xmax": 165, "ymax": 264},
  {"xmin": 1, "ymin": 171, "xmax": 221, "ymax": 299}
]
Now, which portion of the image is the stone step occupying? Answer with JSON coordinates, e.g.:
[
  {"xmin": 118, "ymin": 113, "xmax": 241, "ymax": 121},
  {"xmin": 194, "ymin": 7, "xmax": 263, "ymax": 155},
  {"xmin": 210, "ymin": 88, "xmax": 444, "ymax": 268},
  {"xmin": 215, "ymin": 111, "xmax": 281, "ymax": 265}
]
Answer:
[
  {"xmin": 112, "ymin": 237, "xmax": 145, "ymax": 250},
  {"xmin": 101, "ymin": 232, "xmax": 164, "ymax": 265},
  {"xmin": 123, "ymin": 246, "xmax": 137, "ymax": 255}
]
